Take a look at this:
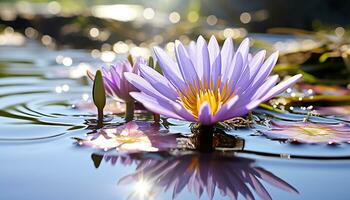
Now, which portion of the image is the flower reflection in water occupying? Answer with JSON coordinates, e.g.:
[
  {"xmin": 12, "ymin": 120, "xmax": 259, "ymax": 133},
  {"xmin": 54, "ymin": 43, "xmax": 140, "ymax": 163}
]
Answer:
[
  {"xmin": 73, "ymin": 99, "xmax": 126, "ymax": 114},
  {"xmin": 76, "ymin": 121, "xmax": 178, "ymax": 153},
  {"xmin": 263, "ymin": 120, "xmax": 350, "ymax": 144},
  {"xmin": 93, "ymin": 152, "xmax": 298, "ymax": 200}
]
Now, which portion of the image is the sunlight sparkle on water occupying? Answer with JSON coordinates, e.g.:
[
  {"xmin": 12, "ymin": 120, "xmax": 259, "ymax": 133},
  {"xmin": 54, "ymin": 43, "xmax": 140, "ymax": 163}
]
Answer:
[
  {"xmin": 100, "ymin": 51, "xmax": 116, "ymax": 63},
  {"xmin": 206, "ymin": 15, "xmax": 218, "ymax": 25},
  {"xmin": 134, "ymin": 179, "xmax": 152, "ymax": 200},
  {"xmin": 0, "ymin": 27, "xmax": 25, "ymax": 46},
  {"xmin": 143, "ymin": 8, "xmax": 155, "ymax": 20},
  {"xmin": 69, "ymin": 63, "xmax": 92, "ymax": 78},
  {"xmin": 91, "ymin": 4, "xmax": 142, "ymax": 22},
  {"xmin": 89, "ymin": 27, "xmax": 100, "ymax": 38},
  {"xmin": 62, "ymin": 57, "xmax": 73, "ymax": 66},
  {"xmin": 82, "ymin": 93, "xmax": 89, "ymax": 101},
  {"xmin": 169, "ymin": 12, "xmax": 180, "ymax": 24},
  {"xmin": 113, "ymin": 41, "xmax": 129, "ymax": 54},
  {"xmin": 130, "ymin": 47, "xmax": 151, "ymax": 58}
]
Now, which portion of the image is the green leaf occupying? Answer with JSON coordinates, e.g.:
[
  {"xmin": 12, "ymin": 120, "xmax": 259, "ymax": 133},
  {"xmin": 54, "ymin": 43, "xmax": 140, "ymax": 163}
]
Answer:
[{"xmin": 92, "ymin": 70, "xmax": 106, "ymax": 111}]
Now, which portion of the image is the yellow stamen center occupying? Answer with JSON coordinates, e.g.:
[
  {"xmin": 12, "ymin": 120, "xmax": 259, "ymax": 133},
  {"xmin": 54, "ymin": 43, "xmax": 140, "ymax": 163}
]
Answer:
[
  {"xmin": 178, "ymin": 79, "xmax": 235, "ymax": 119},
  {"xmin": 299, "ymin": 127, "xmax": 330, "ymax": 136}
]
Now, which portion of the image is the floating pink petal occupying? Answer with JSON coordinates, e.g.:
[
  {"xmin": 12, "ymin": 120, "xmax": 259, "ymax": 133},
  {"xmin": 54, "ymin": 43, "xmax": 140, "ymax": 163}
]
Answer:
[
  {"xmin": 263, "ymin": 120, "xmax": 350, "ymax": 144},
  {"xmin": 76, "ymin": 121, "xmax": 178, "ymax": 153}
]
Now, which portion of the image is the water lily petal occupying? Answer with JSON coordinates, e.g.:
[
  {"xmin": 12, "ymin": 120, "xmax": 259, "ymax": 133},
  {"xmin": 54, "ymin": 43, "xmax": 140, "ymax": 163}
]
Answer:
[
  {"xmin": 153, "ymin": 46, "xmax": 186, "ymax": 89},
  {"xmin": 103, "ymin": 77, "xmax": 118, "ymax": 96},
  {"xmin": 187, "ymin": 41, "xmax": 197, "ymax": 65},
  {"xmin": 196, "ymin": 35, "xmax": 210, "ymax": 83},
  {"xmin": 109, "ymin": 65, "xmax": 122, "ymax": 89},
  {"xmin": 175, "ymin": 40, "xmax": 199, "ymax": 84},
  {"xmin": 208, "ymin": 35, "xmax": 221, "ymax": 86},
  {"xmin": 124, "ymin": 72, "xmax": 174, "ymax": 103},
  {"xmin": 236, "ymin": 38, "xmax": 250, "ymax": 68},
  {"xmin": 172, "ymin": 102, "xmax": 196, "ymax": 121},
  {"xmin": 130, "ymin": 92, "xmax": 182, "ymax": 119},
  {"xmin": 234, "ymin": 60, "xmax": 251, "ymax": 94},
  {"xmin": 251, "ymin": 75, "xmax": 279, "ymax": 100},
  {"xmin": 231, "ymin": 100, "xmax": 261, "ymax": 117},
  {"xmin": 260, "ymin": 74, "xmax": 302, "ymax": 102},
  {"xmin": 226, "ymin": 52, "xmax": 243, "ymax": 90},
  {"xmin": 220, "ymin": 37, "xmax": 234, "ymax": 78},
  {"xmin": 198, "ymin": 102, "xmax": 213, "ymax": 125},
  {"xmin": 213, "ymin": 95, "xmax": 239, "ymax": 121},
  {"xmin": 132, "ymin": 57, "xmax": 146, "ymax": 73},
  {"xmin": 138, "ymin": 64, "xmax": 178, "ymax": 101},
  {"xmin": 249, "ymin": 51, "xmax": 279, "ymax": 89},
  {"xmin": 237, "ymin": 50, "xmax": 266, "ymax": 93}
]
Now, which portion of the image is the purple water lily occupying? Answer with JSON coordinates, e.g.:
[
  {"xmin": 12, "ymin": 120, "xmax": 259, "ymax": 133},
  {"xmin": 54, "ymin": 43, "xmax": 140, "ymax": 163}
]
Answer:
[
  {"xmin": 88, "ymin": 57, "xmax": 147, "ymax": 120},
  {"xmin": 116, "ymin": 153, "xmax": 298, "ymax": 200},
  {"xmin": 125, "ymin": 35, "xmax": 302, "ymax": 125},
  {"xmin": 88, "ymin": 57, "xmax": 146, "ymax": 101}
]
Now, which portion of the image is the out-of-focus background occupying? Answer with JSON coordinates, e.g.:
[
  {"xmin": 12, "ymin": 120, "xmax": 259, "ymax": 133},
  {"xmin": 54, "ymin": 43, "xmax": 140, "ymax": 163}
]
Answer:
[
  {"xmin": 1, "ymin": 0, "xmax": 349, "ymax": 48},
  {"xmin": 1, "ymin": 0, "xmax": 350, "ymax": 82}
]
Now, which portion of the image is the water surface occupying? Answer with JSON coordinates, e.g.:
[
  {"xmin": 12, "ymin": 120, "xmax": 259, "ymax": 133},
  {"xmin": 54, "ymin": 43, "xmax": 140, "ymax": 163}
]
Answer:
[{"xmin": 1, "ymin": 39, "xmax": 350, "ymax": 200}]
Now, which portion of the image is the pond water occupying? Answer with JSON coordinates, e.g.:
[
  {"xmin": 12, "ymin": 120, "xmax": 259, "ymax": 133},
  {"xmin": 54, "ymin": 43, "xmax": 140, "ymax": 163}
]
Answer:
[{"xmin": 0, "ymin": 38, "xmax": 350, "ymax": 200}]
